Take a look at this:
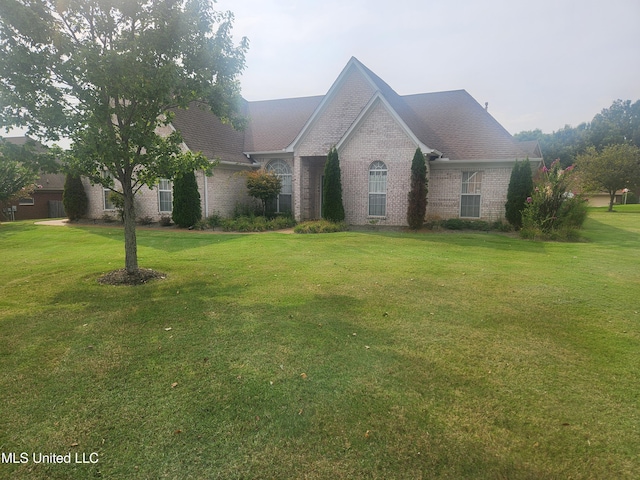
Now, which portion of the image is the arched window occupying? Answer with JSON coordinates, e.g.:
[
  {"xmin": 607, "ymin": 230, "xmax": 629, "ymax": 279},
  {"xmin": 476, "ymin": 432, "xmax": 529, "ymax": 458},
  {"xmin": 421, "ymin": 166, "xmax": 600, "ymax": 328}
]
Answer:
[
  {"xmin": 267, "ymin": 159, "xmax": 292, "ymax": 214},
  {"xmin": 368, "ymin": 161, "xmax": 387, "ymax": 216}
]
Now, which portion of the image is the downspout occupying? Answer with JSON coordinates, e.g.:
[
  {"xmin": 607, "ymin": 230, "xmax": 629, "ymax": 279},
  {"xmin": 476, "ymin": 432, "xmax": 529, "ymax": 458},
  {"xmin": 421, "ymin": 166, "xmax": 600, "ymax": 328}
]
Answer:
[{"xmin": 203, "ymin": 170, "xmax": 209, "ymax": 218}]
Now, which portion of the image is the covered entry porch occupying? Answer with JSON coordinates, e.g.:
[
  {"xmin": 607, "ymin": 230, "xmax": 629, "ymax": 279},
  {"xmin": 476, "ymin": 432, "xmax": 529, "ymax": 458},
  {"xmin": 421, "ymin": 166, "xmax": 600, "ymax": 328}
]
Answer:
[{"xmin": 296, "ymin": 155, "xmax": 326, "ymax": 221}]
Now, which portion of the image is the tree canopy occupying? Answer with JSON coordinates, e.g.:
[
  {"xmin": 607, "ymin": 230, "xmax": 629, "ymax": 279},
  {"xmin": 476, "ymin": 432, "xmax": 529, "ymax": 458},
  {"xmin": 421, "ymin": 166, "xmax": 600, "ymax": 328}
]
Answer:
[
  {"xmin": 576, "ymin": 144, "xmax": 640, "ymax": 211},
  {"xmin": 0, "ymin": 142, "xmax": 39, "ymax": 204},
  {"xmin": 0, "ymin": 0, "xmax": 247, "ymax": 276},
  {"xmin": 244, "ymin": 169, "xmax": 282, "ymax": 216},
  {"xmin": 0, "ymin": 137, "xmax": 57, "ymax": 204},
  {"xmin": 590, "ymin": 99, "xmax": 640, "ymax": 150},
  {"xmin": 514, "ymin": 99, "xmax": 640, "ymax": 167}
]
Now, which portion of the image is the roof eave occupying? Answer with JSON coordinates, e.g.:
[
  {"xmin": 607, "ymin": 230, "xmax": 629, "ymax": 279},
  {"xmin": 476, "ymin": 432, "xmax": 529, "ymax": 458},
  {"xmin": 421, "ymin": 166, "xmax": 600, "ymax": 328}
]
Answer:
[
  {"xmin": 244, "ymin": 150, "xmax": 292, "ymax": 157},
  {"xmin": 218, "ymin": 160, "xmax": 255, "ymax": 168},
  {"xmin": 430, "ymin": 157, "xmax": 543, "ymax": 168}
]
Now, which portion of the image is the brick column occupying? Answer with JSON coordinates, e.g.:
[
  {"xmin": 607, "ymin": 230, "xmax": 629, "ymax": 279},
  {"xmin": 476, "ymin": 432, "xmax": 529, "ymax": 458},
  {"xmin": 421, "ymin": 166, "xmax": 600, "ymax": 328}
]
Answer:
[{"xmin": 293, "ymin": 156, "xmax": 303, "ymax": 221}]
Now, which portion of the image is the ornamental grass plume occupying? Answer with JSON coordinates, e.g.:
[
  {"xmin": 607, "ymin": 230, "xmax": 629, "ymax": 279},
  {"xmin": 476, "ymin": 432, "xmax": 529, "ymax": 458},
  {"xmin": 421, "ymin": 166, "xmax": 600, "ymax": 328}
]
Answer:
[{"xmin": 521, "ymin": 159, "xmax": 587, "ymax": 239}]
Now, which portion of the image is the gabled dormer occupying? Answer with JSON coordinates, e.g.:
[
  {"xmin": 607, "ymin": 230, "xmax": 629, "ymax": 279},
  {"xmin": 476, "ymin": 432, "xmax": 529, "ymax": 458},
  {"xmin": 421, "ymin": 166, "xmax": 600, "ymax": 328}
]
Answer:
[{"xmin": 288, "ymin": 57, "xmax": 396, "ymax": 156}]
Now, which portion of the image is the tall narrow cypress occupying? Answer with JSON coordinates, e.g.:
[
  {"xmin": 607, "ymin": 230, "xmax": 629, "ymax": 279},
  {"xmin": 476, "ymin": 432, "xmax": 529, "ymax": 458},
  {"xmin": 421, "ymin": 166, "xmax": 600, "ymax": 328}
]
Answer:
[
  {"xmin": 62, "ymin": 173, "xmax": 88, "ymax": 221},
  {"xmin": 322, "ymin": 147, "xmax": 345, "ymax": 222},
  {"xmin": 407, "ymin": 148, "xmax": 428, "ymax": 229},
  {"xmin": 172, "ymin": 171, "xmax": 202, "ymax": 228},
  {"xmin": 505, "ymin": 158, "xmax": 533, "ymax": 229}
]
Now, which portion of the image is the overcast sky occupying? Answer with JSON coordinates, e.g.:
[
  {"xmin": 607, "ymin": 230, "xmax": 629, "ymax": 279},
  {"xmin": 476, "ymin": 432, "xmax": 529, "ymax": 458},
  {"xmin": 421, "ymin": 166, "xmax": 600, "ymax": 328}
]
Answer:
[{"xmin": 215, "ymin": 0, "xmax": 640, "ymax": 135}]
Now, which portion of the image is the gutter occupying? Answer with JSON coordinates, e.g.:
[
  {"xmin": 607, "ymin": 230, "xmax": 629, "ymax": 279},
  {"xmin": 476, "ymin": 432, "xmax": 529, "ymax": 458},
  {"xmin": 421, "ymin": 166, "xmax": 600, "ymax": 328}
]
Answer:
[
  {"xmin": 429, "ymin": 157, "xmax": 543, "ymax": 168},
  {"xmin": 219, "ymin": 160, "xmax": 257, "ymax": 168},
  {"xmin": 243, "ymin": 150, "xmax": 291, "ymax": 158},
  {"xmin": 203, "ymin": 170, "xmax": 209, "ymax": 217}
]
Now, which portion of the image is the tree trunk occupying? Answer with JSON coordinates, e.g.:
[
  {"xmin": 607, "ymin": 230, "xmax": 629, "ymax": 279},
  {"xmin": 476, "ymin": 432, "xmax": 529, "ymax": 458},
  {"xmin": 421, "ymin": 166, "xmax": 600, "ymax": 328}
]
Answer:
[
  {"xmin": 122, "ymin": 184, "xmax": 138, "ymax": 274},
  {"xmin": 608, "ymin": 191, "xmax": 615, "ymax": 212}
]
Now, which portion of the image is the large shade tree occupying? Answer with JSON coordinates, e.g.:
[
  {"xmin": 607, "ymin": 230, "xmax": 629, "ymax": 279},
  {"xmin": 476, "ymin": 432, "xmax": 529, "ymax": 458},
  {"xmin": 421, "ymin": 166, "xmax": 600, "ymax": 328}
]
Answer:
[
  {"xmin": 0, "ymin": 0, "xmax": 247, "ymax": 278},
  {"xmin": 589, "ymin": 99, "xmax": 640, "ymax": 150},
  {"xmin": 576, "ymin": 144, "xmax": 640, "ymax": 211}
]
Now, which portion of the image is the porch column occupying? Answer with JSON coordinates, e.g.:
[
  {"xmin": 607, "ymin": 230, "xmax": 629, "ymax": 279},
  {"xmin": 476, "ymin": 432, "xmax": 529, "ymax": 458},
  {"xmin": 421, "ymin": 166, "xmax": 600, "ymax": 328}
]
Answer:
[{"xmin": 292, "ymin": 155, "xmax": 303, "ymax": 222}]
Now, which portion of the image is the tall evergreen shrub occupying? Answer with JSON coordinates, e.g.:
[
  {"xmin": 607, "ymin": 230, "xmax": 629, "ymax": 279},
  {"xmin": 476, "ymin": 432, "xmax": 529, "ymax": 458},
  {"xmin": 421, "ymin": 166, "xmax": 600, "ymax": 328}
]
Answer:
[
  {"xmin": 505, "ymin": 159, "xmax": 533, "ymax": 229},
  {"xmin": 172, "ymin": 171, "xmax": 201, "ymax": 228},
  {"xmin": 322, "ymin": 147, "xmax": 345, "ymax": 222},
  {"xmin": 407, "ymin": 148, "xmax": 428, "ymax": 229},
  {"xmin": 62, "ymin": 173, "xmax": 88, "ymax": 221}
]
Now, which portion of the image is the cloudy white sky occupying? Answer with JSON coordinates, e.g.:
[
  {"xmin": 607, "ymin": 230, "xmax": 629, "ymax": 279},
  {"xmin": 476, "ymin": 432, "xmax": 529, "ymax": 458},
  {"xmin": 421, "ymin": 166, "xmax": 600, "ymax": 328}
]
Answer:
[{"xmin": 215, "ymin": 0, "xmax": 640, "ymax": 135}]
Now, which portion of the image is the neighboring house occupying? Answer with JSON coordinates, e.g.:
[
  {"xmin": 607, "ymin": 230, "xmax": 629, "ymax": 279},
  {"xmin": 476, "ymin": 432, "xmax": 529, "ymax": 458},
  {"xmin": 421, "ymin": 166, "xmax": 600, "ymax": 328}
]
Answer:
[
  {"xmin": 1, "ymin": 136, "xmax": 66, "ymax": 221},
  {"xmin": 586, "ymin": 191, "xmax": 625, "ymax": 207},
  {"xmin": 83, "ymin": 57, "xmax": 542, "ymax": 226}
]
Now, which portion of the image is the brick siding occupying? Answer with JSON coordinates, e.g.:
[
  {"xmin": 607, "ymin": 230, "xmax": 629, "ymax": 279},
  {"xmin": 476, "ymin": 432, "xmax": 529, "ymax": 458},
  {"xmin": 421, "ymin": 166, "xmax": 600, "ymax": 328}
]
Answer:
[
  {"xmin": 428, "ymin": 165, "xmax": 512, "ymax": 221},
  {"xmin": 339, "ymin": 101, "xmax": 417, "ymax": 226},
  {"xmin": 297, "ymin": 68, "xmax": 375, "ymax": 157}
]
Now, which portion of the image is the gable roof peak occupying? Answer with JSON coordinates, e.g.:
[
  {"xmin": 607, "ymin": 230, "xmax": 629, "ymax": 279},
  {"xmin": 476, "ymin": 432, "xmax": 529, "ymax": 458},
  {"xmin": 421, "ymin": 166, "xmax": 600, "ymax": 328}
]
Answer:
[{"xmin": 345, "ymin": 57, "xmax": 400, "ymax": 98}]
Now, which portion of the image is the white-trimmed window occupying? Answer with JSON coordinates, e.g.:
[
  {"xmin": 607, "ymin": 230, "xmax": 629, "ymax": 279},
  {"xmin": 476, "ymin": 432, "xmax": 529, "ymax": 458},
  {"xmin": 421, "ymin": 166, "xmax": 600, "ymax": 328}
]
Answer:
[
  {"xmin": 266, "ymin": 159, "xmax": 292, "ymax": 213},
  {"xmin": 158, "ymin": 179, "xmax": 173, "ymax": 212},
  {"xmin": 460, "ymin": 171, "xmax": 482, "ymax": 218},
  {"xmin": 18, "ymin": 197, "xmax": 34, "ymax": 206},
  {"xmin": 368, "ymin": 161, "xmax": 387, "ymax": 216},
  {"xmin": 103, "ymin": 172, "xmax": 116, "ymax": 210}
]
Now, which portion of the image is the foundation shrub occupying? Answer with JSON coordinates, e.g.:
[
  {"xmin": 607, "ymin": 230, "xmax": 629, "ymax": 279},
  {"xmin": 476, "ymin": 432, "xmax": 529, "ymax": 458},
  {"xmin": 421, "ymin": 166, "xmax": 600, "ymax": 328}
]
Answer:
[
  {"xmin": 222, "ymin": 214, "xmax": 295, "ymax": 232},
  {"xmin": 440, "ymin": 218, "xmax": 491, "ymax": 231},
  {"xmin": 206, "ymin": 213, "xmax": 222, "ymax": 228},
  {"xmin": 294, "ymin": 220, "xmax": 347, "ymax": 234}
]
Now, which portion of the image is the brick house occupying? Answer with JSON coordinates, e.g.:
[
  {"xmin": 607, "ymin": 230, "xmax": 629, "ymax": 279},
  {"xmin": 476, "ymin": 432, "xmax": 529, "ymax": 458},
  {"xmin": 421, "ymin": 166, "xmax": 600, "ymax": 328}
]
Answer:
[{"xmin": 84, "ymin": 57, "xmax": 542, "ymax": 225}]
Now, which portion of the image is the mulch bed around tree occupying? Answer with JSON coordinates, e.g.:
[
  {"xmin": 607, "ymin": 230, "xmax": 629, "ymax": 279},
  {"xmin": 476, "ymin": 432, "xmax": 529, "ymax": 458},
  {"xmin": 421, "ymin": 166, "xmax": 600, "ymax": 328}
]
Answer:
[{"xmin": 98, "ymin": 268, "xmax": 166, "ymax": 286}]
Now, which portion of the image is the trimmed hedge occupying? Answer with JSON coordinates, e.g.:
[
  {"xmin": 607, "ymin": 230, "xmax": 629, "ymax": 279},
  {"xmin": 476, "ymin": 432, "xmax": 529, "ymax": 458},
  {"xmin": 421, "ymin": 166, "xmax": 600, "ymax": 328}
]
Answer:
[{"xmin": 294, "ymin": 220, "xmax": 348, "ymax": 234}]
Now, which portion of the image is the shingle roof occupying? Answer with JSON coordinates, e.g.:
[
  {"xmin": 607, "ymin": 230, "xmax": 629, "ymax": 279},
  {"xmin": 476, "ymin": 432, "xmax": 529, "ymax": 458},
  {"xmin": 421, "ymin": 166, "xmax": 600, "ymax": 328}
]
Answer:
[
  {"xmin": 516, "ymin": 140, "xmax": 543, "ymax": 159},
  {"xmin": 1, "ymin": 136, "xmax": 65, "ymax": 189},
  {"xmin": 170, "ymin": 58, "xmax": 538, "ymax": 163},
  {"xmin": 170, "ymin": 103, "xmax": 250, "ymax": 164},
  {"xmin": 244, "ymin": 96, "xmax": 323, "ymax": 153},
  {"xmin": 400, "ymin": 91, "xmax": 532, "ymax": 160}
]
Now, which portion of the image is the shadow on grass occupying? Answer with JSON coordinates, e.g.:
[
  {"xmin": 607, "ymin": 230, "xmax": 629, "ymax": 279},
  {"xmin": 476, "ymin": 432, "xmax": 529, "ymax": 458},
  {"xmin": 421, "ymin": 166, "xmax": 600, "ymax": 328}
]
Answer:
[
  {"xmin": 65, "ymin": 222, "xmax": 246, "ymax": 253},
  {"xmin": 360, "ymin": 229, "xmax": 551, "ymax": 254},
  {"xmin": 3, "ymin": 265, "xmax": 625, "ymax": 478},
  {"xmin": 581, "ymin": 217, "xmax": 640, "ymax": 247}
]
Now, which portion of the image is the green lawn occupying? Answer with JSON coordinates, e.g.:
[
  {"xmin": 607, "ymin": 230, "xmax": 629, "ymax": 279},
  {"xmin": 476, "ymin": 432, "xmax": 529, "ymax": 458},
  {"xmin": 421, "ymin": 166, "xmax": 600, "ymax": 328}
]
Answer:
[{"xmin": 1, "ymin": 207, "xmax": 638, "ymax": 479}]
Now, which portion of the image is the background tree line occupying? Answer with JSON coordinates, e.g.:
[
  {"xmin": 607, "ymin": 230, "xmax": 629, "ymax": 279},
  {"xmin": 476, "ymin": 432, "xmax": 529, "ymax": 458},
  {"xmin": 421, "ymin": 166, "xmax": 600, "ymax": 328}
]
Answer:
[{"xmin": 514, "ymin": 99, "xmax": 640, "ymax": 167}]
